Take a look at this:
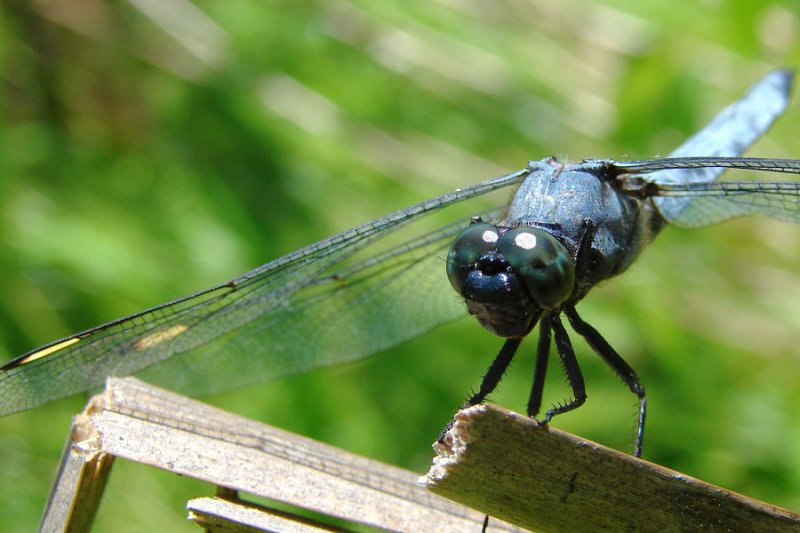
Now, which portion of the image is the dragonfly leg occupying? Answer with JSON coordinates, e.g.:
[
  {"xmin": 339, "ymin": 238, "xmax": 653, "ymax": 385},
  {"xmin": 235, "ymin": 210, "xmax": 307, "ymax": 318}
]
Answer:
[
  {"xmin": 564, "ymin": 305, "xmax": 646, "ymax": 457},
  {"xmin": 527, "ymin": 317, "xmax": 551, "ymax": 418},
  {"xmin": 465, "ymin": 337, "xmax": 523, "ymax": 407},
  {"xmin": 438, "ymin": 337, "xmax": 523, "ymax": 443},
  {"xmin": 541, "ymin": 313, "xmax": 586, "ymax": 423}
]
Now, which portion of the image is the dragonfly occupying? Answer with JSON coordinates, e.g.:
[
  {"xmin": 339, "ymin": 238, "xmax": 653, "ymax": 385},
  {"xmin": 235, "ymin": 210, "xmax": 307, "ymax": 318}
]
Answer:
[{"xmin": 2, "ymin": 70, "xmax": 799, "ymax": 458}]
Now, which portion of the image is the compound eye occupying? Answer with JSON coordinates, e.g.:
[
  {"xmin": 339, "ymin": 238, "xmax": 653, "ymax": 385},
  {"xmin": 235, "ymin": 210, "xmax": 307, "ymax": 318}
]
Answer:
[
  {"xmin": 497, "ymin": 227, "xmax": 575, "ymax": 309},
  {"xmin": 446, "ymin": 222, "xmax": 499, "ymax": 291}
]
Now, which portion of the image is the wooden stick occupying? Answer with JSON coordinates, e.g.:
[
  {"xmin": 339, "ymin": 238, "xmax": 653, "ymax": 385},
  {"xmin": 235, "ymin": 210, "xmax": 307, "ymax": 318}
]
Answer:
[
  {"xmin": 42, "ymin": 377, "xmax": 520, "ymax": 532},
  {"xmin": 187, "ymin": 496, "xmax": 353, "ymax": 532},
  {"xmin": 40, "ymin": 395, "xmax": 115, "ymax": 533},
  {"xmin": 422, "ymin": 404, "xmax": 800, "ymax": 533}
]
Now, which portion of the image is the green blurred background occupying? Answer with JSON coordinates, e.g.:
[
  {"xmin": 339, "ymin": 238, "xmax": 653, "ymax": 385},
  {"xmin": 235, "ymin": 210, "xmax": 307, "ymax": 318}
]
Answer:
[{"xmin": 2, "ymin": 1, "xmax": 800, "ymax": 531}]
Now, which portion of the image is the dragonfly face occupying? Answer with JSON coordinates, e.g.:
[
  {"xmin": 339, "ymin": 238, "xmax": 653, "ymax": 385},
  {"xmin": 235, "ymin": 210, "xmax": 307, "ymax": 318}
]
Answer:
[
  {"xmin": 1, "ymin": 70, "xmax": 798, "ymax": 462},
  {"xmin": 446, "ymin": 218, "xmax": 575, "ymax": 338}
]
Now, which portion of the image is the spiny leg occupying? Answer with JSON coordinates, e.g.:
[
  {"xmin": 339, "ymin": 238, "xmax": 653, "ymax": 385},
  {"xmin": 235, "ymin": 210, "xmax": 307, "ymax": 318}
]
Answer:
[
  {"xmin": 439, "ymin": 337, "xmax": 523, "ymax": 444},
  {"xmin": 527, "ymin": 317, "xmax": 551, "ymax": 418},
  {"xmin": 466, "ymin": 337, "xmax": 523, "ymax": 407},
  {"xmin": 542, "ymin": 313, "xmax": 586, "ymax": 423},
  {"xmin": 564, "ymin": 305, "xmax": 646, "ymax": 457}
]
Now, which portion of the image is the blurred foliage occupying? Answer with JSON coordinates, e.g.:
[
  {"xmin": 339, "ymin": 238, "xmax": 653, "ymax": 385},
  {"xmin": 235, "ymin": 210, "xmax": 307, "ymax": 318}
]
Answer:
[{"xmin": 1, "ymin": 0, "xmax": 800, "ymax": 531}]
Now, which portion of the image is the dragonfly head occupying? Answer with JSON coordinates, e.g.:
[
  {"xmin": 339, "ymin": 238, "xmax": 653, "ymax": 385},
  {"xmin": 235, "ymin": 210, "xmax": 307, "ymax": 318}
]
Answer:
[{"xmin": 446, "ymin": 220, "xmax": 575, "ymax": 337}]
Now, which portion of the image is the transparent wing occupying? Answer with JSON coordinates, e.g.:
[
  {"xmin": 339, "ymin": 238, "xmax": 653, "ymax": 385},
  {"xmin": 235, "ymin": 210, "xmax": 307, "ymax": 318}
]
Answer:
[
  {"xmin": 0, "ymin": 169, "xmax": 528, "ymax": 416},
  {"xmin": 647, "ymin": 69, "xmax": 793, "ymax": 224},
  {"xmin": 612, "ymin": 156, "xmax": 800, "ymax": 228},
  {"xmin": 653, "ymin": 180, "xmax": 800, "ymax": 227}
]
